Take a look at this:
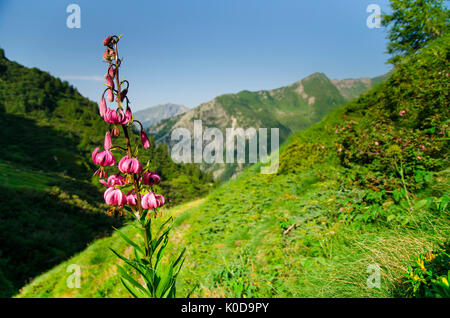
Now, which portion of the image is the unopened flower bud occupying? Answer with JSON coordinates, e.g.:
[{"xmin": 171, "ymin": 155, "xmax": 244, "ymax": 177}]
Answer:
[
  {"xmin": 141, "ymin": 129, "xmax": 150, "ymax": 149},
  {"xmin": 103, "ymin": 36, "xmax": 113, "ymax": 46},
  {"xmin": 99, "ymin": 96, "xmax": 107, "ymax": 117},
  {"xmin": 104, "ymin": 131, "xmax": 112, "ymax": 151},
  {"xmin": 107, "ymin": 88, "xmax": 114, "ymax": 102}
]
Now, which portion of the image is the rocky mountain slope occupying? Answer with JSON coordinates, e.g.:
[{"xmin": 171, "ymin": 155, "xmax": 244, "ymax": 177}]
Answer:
[{"xmin": 150, "ymin": 73, "xmax": 384, "ymax": 179}]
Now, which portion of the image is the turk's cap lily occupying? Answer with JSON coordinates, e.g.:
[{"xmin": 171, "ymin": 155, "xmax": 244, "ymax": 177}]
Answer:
[
  {"xmin": 141, "ymin": 192, "xmax": 165, "ymax": 210},
  {"xmin": 141, "ymin": 171, "xmax": 160, "ymax": 185},
  {"xmin": 104, "ymin": 187, "xmax": 126, "ymax": 206},
  {"xmin": 92, "ymin": 147, "xmax": 115, "ymax": 166},
  {"xmin": 118, "ymin": 155, "xmax": 143, "ymax": 174},
  {"xmin": 99, "ymin": 174, "xmax": 125, "ymax": 187},
  {"xmin": 104, "ymin": 108, "xmax": 132, "ymax": 125},
  {"xmin": 126, "ymin": 190, "xmax": 138, "ymax": 206}
]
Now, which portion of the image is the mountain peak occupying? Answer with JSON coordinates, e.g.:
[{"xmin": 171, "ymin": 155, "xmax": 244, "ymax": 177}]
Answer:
[{"xmin": 305, "ymin": 72, "xmax": 328, "ymax": 79}]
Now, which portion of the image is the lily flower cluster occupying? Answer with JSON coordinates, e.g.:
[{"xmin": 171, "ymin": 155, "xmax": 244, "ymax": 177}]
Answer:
[{"xmin": 92, "ymin": 35, "xmax": 164, "ymax": 218}]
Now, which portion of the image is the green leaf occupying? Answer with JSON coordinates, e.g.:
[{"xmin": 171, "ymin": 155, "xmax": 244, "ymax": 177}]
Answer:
[
  {"xmin": 120, "ymin": 277, "xmax": 140, "ymax": 298},
  {"xmin": 116, "ymin": 264, "xmax": 149, "ymax": 297},
  {"xmin": 113, "ymin": 227, "xmax": 144, "ymax": 255}
]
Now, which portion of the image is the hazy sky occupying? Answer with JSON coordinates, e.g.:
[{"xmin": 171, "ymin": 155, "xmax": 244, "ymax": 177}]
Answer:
[{"xmin": 0, "ymin": 0, "xmax": 392, "ymax": 110}]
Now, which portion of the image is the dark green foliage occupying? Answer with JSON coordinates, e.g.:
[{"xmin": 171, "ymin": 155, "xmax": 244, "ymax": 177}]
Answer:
[
  {"xmin": 0, "ymin": 184, "xmax": 122, "ymax": 296},
  {"xmin": 335, "ymin": 34, "xmax": 449, "ymax": 201},
  {"xmin": 383, "ymin": 0, "xmax": 449, "ymax": 64}
]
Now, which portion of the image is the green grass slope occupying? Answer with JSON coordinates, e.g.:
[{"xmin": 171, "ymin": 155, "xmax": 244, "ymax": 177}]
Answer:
[{"xmin": 17, "ymin": 35, "xmax": 449, "ymax": 298}]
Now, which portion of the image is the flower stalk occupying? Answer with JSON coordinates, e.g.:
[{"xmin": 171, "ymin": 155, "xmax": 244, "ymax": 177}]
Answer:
[{"xmin": 90, "ymin": 35, "xmax": 185, "ymax": 297}]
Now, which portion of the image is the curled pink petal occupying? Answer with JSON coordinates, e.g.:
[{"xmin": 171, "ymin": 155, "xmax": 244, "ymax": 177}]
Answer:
[{"xmin": 155, "ymin": 194, "xmax": 165, "ymax": 207}]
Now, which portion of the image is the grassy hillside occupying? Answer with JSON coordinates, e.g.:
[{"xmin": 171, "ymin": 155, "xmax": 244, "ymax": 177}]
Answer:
[
  {"xmin": 0, "ymin": 49, "xmax": 214, "ymax": 297},
  {"xmin": 17, "ymin": 35, "xmax": 449, "ymax": 298}
]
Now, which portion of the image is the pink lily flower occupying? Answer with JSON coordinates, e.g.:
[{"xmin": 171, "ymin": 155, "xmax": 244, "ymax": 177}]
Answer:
[
  {"xmin": 104, "ymin": 108, "xmax": 132, "ymax": 125},
  {"xmin": 118, "ymin": 155, "xmax": 143, "ymax": 174},
  {"xmin": 104, "ymin": 187, "xmax": 126, "ymax": 206},
  {"xmin": 141, "ymin": 171, "xmax": 160, "ymax": 186},
  {"xmin": 141, "ymin": 192, "xmax": 165, "ymax": 210},
  {"xmin": 126, "ymin": 190, "xmax": 138, "ymax": 206},
  {"xmin": 99, "ymin": 174, "xmax": 125, "ymax": 187},
  {"xmin": 155, "ymin": 194, "xmax": 165, "ymax": 207},
  {"xmin": 141, "ymin": 192, "xmax": 157, "ymax": 209},
  {"xmin": 92, "ymin": 147, "xmax": 115, "ymax": 166}
]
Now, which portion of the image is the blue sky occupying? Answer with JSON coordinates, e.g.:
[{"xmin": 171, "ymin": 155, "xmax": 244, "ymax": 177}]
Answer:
[{"xmin": 0, "ymin": 0, "xmax": 392, "ymax": 110}]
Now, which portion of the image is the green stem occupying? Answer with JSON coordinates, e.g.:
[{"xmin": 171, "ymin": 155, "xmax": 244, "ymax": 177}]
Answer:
[{"xmin": 113, "ymin": 42, "xmax": 151, "ymax": 260}]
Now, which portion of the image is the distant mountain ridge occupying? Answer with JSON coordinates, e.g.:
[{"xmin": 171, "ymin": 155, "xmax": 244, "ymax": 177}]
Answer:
[
  {"xmin": 331, "ymin": 74, "xmax": 390, "ymax": 100},
  {"xmin": 149, "ymin": 72, "xmax": 385, "ymax": 179},
  {"xmin": 134, "ymin": 103, "xmax": 188, "ymax": 129}
]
